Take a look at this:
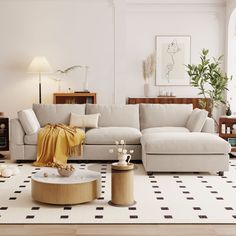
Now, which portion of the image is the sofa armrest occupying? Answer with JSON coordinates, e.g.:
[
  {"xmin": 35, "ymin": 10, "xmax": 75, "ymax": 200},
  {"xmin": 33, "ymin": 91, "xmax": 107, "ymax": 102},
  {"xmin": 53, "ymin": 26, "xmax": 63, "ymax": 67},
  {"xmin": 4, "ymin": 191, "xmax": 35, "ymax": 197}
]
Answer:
[
  {"xmin": 10, "ymin": 118, "xmax": 25, "ymax": 145},
  {"xmin": 201, "ymin": 117, "xmax": 215, "ymax": 133}
]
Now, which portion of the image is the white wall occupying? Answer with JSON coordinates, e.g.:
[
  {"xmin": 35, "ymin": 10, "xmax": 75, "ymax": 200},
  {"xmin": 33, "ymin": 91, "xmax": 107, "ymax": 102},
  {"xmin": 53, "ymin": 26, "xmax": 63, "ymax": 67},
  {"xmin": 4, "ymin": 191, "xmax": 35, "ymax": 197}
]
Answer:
[
  {"xmin": 0, "ymin": 0, "xmax": 227, "ymax": 118},
  {"xmin": 120, "ymin": 0, "xmax": 226, "ymax": 103},
  {"xmin": 226, "ymin": 0, "xmax": 236, "ymax": 114},
  {"xmin": 0, "ymin": 0, "xmax": 114, "ymax": 119}
]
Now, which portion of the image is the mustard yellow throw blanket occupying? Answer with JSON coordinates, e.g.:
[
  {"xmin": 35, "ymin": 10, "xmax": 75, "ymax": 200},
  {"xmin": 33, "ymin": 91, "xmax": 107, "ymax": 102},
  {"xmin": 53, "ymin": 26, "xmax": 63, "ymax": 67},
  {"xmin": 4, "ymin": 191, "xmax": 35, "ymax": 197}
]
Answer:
[{"xmin": 33, "ymin": 124, "xmax": 85, "ymax": 167}]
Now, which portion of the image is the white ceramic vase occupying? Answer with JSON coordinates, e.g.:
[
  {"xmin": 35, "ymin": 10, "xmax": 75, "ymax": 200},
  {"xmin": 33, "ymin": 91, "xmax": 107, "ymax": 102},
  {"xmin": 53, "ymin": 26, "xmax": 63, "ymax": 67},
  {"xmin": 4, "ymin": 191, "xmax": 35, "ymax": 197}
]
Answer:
[
  {"xmin": 83, "ymin": 78, "xmax": 89, "ymax": 92},
  {"xmin": 118, "ymin": 154, "xmax": 131, "ymax": 166},
  {"xmin": 144, "ymin": 84, "xmax": 156, "ymax": 97},
  {"xmin": 83, "ymin": 67, "xmax": 89, "ymax": 92}
]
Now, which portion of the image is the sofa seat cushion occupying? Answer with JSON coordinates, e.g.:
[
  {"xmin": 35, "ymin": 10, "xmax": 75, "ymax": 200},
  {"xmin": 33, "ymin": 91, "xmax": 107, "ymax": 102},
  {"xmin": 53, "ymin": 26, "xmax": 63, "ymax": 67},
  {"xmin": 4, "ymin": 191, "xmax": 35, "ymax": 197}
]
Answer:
[
  {"xmin": 85, "ymin": 127, "xmax": 142, "ymax": 145},
  {"xmin": 141, "ymin": 133, "xmax": 231, "ymax": 154},
  {"xmin": 142, "ymin": 127, "xmax": 190, "ymax": 135}
]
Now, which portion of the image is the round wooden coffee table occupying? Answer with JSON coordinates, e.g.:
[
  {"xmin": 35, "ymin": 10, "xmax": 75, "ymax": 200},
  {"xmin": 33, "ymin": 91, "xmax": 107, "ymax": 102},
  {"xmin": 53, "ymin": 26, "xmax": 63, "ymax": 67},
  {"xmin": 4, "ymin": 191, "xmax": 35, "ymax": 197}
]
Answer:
[{"xmin": 31, "ymin": 168, "xmax": 101, "ymax": 205}]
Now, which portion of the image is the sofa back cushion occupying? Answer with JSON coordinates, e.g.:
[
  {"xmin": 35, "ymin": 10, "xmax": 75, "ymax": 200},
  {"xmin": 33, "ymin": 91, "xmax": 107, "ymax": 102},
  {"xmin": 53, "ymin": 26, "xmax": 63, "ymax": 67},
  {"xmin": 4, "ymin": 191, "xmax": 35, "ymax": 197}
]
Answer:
[
  {"xmin": 86, "ymin": 104, "xmax": 140, "ymax": 129},
  {"xmin": 140, "ymin": 104, "xmax": 193, "ymax": 130},
  {"xmin": 186, "ymin": 108, "xmax": 208, "ymax": 132},
  {"xmin": 33, "ymin": 104, "xmax": 85, "ymax": 127},
  {"xmin": 70, "ymin": 113, "xmax": 100, "ymax": 128},
  {"xmin": 18, "ymin": 109, "xmax": 40, "ymax": 135}
]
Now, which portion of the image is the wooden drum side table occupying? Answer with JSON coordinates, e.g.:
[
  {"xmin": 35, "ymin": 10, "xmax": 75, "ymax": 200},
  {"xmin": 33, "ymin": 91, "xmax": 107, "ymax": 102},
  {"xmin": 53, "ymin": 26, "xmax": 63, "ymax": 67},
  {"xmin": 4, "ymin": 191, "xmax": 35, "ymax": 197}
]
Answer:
[{"xmin": 109, "ymin": 163, "xmax": 135, "ymax": 207}]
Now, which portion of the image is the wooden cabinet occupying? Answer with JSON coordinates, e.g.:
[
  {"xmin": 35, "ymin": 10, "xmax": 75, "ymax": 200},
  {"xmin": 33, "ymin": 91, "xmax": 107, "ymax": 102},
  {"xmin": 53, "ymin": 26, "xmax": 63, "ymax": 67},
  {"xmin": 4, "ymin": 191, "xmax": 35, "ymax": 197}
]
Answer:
[
  {"xmin": 127, "ymin": 97, "xmax": 211, "ymax": 114},
  {"xmin": 53, "ymin": 93, "xmax": 96, "ymax": 104},
  {"xmin": 219, "ymin": 116, "xmax": 236, "ymax": 153}
]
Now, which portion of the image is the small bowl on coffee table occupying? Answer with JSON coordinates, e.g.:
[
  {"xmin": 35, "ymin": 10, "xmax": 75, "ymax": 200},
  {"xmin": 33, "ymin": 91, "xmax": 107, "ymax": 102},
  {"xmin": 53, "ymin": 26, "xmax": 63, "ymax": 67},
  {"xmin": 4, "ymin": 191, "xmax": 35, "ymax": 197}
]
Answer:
[{"xmin": 57, "ymin": 164, "xmax": 75, "ymax": 177}]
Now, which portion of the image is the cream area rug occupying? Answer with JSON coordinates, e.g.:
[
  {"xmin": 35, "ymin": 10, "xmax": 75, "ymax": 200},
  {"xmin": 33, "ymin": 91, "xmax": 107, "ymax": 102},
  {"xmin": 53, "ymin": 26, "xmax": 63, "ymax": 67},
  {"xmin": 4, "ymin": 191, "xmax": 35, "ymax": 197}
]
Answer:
[{"xmin": 1, "ymin": 159, "xmax": 236, "ymax": 224}]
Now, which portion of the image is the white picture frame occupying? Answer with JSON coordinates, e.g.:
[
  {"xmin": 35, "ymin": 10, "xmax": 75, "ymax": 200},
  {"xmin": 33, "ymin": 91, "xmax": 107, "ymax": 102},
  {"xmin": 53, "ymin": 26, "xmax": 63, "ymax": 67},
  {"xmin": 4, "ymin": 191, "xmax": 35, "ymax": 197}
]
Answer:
[{"xmin": 155, "ymin": 35, "xmax": 191, "ymax": 86}]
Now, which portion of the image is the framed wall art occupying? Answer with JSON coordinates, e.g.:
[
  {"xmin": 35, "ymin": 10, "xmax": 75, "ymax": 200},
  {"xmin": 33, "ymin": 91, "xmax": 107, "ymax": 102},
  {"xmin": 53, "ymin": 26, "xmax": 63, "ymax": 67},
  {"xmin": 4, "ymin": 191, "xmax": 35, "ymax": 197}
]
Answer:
[{"xmin": 155, "ymin": 35, "xmax": 191, "ymax": 86}]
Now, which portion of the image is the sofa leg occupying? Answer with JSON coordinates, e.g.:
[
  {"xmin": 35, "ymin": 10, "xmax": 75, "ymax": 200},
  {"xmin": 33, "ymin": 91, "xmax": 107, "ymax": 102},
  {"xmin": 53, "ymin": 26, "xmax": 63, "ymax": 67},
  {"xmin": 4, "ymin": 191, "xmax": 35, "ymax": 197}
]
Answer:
[
  {"xmin": 219, "ymin": 171, "xmax": 224, "ymax": 177},
  {"xmin": 147, "ymin": 171, "xmax": 154, "ymax": 176}
]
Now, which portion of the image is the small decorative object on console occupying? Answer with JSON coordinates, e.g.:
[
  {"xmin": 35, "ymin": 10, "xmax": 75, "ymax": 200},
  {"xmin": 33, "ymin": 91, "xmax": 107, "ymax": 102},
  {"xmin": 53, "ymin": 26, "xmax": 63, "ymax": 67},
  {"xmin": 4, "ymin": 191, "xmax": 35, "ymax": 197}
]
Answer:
[
  {"xmin": 57, "ymin": 164, "xmax": 75, "ymax": 177},
  {"xmin": 142, "ymin": 53, "xmax": 156, "ymax": 97},
  {"xmin": 109, "ymin": 140, "xmax": 134, "ymax": 166},
  {"xmin": 226, "ymin": 98, "xmax": 232, "ymax": 116},
  {"xmin": 56, "ymin": 65, "xmax": 89, "ymax": 92}
]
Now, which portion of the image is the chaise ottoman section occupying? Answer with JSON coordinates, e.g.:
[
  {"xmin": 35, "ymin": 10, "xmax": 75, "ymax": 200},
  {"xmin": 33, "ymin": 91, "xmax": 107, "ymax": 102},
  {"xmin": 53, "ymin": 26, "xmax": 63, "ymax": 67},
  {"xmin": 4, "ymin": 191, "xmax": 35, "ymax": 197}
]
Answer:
[{"xmin": 141, "ymin": 133, "xmax": 231, "ymax": 175}]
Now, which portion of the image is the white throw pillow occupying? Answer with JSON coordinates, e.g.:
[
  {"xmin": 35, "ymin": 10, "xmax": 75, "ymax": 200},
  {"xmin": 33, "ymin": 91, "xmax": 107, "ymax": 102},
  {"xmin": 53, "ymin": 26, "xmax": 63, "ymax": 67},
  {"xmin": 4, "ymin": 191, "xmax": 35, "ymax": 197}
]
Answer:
[
  {"xmin": 18, "ymin": 109, "xmax": 41, "ymax": 135},
  {"xmin": 186, "ymin": 108, "xmax": 208, "ymax": 132},
  {"xmin": 70, "ymin": 113, "xmax": 100, "ymax": 128}
]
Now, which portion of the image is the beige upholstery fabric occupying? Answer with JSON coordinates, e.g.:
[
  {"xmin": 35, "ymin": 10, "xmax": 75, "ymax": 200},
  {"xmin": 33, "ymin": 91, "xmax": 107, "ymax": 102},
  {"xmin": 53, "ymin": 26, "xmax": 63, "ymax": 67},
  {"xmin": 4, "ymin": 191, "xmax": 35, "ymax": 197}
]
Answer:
[
  {"xmin": 141, "ymin": 127, "xmax": 190, "ymax": 135},
  {"xmin": 10, "ymin": 144, "xmax": 24, "ymax": 160},
  {"xmin": 186, "ymin": 108, "xmax": 208, "ymax": 132},
  {"xmin": 142, "ymin": 154, "xmax": 229, "ymax": 172},
  {"xmin": 85, "ymin": 127, "xmax": 142, "ymax": 145},
  {"xmin": 86, "ymin": 104, "xmax": 140, "ymax": 129},
  {"xmin": 24, "ymin": 131, "xmax": 40, "ymax": 145},
  {"xmin": 141, "ymin": 133, "xmax": 231, "ymax": 154},
  {"xmin": 70, "ymin": 113, "xmax": 100, "ymax": 128},
  {"xmin": 18, "ymin": 109, "xmax": 40, "ymax": 135},
  {"xmin": 33, "ymin": 104, "xmax": 85, "ymax": 127},
  {"xmin": 83, "ymin": 144, "xmax": 141, "ymax": 160},
  {"xmin": 10, "ymin": 119, "xmax": 25, "ymax": 145},
  {"xmin": 140, "ymin": 104, "xmax": 193, "ymax": 130},
  {"xmin": 24, "ymin": 144, "xmax": 80, "ymax": 160},
  {"xmin": 201, "ymin": 117, "xmax": 215, "ymax": 133}
]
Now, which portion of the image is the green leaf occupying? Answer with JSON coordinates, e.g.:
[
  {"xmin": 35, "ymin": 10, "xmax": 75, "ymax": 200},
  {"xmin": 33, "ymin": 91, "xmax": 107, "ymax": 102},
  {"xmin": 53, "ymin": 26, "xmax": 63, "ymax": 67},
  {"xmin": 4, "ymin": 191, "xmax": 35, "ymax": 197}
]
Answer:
[{"xmin": 186, "ymin": 48, "xmax": 232, "ymax": 112}]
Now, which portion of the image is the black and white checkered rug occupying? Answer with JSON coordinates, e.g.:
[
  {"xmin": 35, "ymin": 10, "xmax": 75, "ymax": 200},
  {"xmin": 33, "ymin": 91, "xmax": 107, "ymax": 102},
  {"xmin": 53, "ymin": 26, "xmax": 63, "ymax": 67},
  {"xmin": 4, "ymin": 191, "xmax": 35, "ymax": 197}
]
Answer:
[{"xmin": 1, "ymin": 159, "xmax": 236, "ymax": 224}]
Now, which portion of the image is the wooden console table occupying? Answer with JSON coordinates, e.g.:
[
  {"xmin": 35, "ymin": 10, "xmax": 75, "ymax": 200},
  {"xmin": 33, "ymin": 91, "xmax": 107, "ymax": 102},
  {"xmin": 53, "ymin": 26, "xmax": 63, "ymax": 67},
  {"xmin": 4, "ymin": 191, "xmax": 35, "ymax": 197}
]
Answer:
[
  {"xmin": 53, "ymin": 93, "xmax": 96, "ymax": 104},
  {"xmin": 127, "ymin": 97, "xmax": 211, "ymax": 114},
  {"xmin": 219, "ymin": 116, "xmax": 236, "ymax": 153}
]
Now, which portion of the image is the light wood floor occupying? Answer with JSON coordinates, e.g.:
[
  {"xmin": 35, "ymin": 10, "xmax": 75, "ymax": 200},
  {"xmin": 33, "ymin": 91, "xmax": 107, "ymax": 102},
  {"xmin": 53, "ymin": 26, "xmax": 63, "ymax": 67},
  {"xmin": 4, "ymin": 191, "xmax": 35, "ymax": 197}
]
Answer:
[{"xmin": 1, "ymin": 225, "xmax": 236, "ymax": 236}]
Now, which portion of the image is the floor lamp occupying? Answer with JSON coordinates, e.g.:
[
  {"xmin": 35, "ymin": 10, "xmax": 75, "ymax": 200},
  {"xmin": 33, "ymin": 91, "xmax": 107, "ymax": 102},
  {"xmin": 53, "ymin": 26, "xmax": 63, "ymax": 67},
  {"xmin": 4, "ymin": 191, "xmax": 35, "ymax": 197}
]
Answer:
[{"xmin": 28, "ymin": 56, "xmax": 52, "ymax": 104}]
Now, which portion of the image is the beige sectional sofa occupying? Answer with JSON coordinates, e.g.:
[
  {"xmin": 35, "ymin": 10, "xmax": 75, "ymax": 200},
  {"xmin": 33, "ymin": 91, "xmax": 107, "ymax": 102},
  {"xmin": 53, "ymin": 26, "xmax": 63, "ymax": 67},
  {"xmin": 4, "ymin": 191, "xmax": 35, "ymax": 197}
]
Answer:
[
  {"xmin": 10, "ymin": 103, "xmax": 231, "ymax": 175},
  {"xmin": 140, "ymin": 104, "xmax": 230, "ymax": 175}
]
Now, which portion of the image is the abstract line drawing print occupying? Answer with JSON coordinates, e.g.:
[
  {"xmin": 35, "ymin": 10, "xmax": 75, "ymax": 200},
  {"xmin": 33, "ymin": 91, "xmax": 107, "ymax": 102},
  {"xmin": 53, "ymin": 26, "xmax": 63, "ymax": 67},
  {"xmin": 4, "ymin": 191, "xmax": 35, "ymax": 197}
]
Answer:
[
  {"xmin": 155, "ymin": 35, "xmax": 190, "ymax": 86},
  {"xmin": 165, "ymin": 40, "xmax": 181, "ymax": 83}
]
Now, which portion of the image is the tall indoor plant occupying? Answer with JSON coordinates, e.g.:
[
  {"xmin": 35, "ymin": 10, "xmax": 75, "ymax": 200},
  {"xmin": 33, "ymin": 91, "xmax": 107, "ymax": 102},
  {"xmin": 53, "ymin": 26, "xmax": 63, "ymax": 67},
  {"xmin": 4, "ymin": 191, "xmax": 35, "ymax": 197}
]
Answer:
[{"xmin": 186, "ymin": 49, "xmax": 232, "ymax": 120}]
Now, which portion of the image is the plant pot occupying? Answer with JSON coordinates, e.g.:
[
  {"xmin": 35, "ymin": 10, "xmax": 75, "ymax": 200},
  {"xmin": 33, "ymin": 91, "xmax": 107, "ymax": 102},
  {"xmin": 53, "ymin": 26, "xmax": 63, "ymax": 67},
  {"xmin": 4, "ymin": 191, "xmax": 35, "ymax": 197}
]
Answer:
[{"xmin": 226, "ymin": 107, "xmax": 232, "ymax": 116}]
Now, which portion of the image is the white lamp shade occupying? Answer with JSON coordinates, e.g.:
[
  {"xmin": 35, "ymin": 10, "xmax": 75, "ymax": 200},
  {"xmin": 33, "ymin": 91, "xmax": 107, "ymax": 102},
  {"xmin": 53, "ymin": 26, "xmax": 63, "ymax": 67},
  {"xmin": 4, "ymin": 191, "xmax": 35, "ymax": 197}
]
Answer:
[{"xmin": 28, "ymin": 56, "xmax": 52, "ymax": 73}]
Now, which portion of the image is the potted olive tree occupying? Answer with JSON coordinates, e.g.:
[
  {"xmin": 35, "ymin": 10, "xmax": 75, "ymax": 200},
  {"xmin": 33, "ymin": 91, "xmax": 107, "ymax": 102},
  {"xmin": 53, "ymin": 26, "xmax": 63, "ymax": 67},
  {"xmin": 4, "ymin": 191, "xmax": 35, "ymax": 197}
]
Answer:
[{"xmin": 186, "ymin": 49, "xmax": 232, "ymax": 122}]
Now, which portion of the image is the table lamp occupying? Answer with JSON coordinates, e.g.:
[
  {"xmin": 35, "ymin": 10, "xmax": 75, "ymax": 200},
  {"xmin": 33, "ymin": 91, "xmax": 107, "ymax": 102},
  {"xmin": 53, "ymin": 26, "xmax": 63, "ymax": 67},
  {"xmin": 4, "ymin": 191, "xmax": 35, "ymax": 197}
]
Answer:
[{"xmin": 28, "ymin": 56, "xmax": 52, "ymax": 104}]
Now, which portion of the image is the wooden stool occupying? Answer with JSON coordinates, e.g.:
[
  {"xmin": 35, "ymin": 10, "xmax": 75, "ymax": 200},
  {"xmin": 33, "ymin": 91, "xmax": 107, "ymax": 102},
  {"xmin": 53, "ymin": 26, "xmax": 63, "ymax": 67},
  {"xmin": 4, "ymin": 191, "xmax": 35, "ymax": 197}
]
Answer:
[{"xmin": 109, "ymin": 163, "xmax": 135, "ymax": 206}]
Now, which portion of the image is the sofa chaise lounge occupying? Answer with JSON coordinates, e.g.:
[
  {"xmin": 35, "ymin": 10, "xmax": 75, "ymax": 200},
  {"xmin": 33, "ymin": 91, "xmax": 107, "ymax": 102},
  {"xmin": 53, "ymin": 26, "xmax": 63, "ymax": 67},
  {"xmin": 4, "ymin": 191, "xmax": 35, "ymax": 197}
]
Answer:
[{"xmin": 10, "ymin": 103, "xmax": 231, "ymax": 175}]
